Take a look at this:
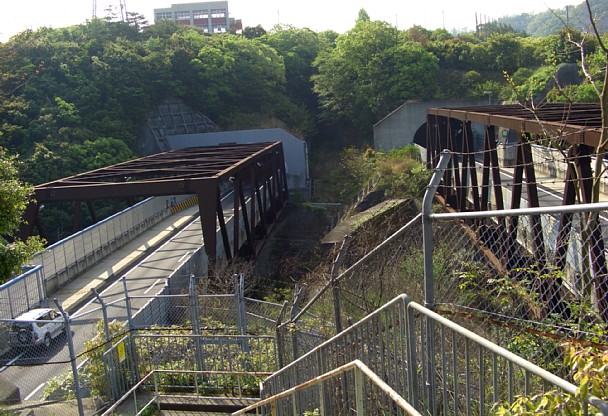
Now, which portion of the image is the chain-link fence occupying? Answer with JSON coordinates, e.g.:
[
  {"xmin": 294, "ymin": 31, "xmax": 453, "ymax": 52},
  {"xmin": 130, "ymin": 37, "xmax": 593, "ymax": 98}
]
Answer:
[
  {"xmin": 273, "ymin": 150, "xmax": 608, "ymax": 412},
  {"xmin": 427, "ymin": 204, "xmax": 608, "ymax": 375},
  {"xmin": 266, "ymin": 294, "xmax": 608, "ymax": 415},
  {"xmin": 0, "ymin": 273, "xmax": 286, "ymax": 415},
  {"xmin": 277, "ymin": 208, "xmax": 425, "ymax": 366}
]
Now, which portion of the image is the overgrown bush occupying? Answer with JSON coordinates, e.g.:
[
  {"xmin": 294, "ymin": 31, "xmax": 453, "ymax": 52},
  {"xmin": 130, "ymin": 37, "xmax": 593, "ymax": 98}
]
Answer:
[
  {"xmin": 493, "ymin": 343, "xmax": 608, "ymax": 415},
  {"xmin": 313, "ymin": 145, "xmax": 431, "ymax": 203}
]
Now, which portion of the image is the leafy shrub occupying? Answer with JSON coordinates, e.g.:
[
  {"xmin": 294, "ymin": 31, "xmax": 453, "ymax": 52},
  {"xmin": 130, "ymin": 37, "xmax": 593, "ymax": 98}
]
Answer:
[{"xmin": 493, "ymin": 343, "xmax": 608, "ymax": 415}]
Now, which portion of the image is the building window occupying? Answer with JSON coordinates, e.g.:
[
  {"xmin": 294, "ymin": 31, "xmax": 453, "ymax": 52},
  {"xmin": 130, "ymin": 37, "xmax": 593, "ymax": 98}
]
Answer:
[
  {"xmin": 193, "ymin": 10, "xmax": 208, "ymax": 19},
  {"xmin": 211, "ymin": 9, "xmax": 226, "ymax": 18},
  {"xmin": 175, "ymin": 11, "xmax": 190, "ymax": 20},
  {"xmin": 213, "ymin": 24, "xmax": 227, "ymax": 33},
  {"xmin": 156, "ymin": 12, "xmax": 172, "ymax": 20}
]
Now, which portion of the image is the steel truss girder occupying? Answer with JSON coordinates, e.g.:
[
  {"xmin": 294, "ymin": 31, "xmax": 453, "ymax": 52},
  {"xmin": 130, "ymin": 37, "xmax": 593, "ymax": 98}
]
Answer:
[
  {"xmin": 425, "ymin": 104, "xmax": 608, "ymax": 320},
  {"xmin": 20, "ymin": 142, "xmax": 289, "ymax": 262}
]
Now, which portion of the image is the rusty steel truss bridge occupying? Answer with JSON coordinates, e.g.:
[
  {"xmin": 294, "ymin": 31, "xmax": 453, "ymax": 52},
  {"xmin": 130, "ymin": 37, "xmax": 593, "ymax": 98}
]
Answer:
[
  {"xmin": 18, "ymin": 141, "xmax": 288, "ymax": 262},
  {"xmin": 426, "ymin": 102, "xmax": 608, "ymax": 321}
]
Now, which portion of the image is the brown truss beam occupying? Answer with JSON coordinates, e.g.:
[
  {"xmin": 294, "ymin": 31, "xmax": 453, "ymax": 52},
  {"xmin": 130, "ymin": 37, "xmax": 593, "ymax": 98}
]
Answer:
[
  {"xmin": 20, "ymin": 142, "xmax": 289, "ymax": 261},
  {"xmin": 428, "ymin": 103, "xmax": 603, "ymax": 149},
  {"xmin": 426, "ymin": 103, "xmax": 608, "ymax": 321}
]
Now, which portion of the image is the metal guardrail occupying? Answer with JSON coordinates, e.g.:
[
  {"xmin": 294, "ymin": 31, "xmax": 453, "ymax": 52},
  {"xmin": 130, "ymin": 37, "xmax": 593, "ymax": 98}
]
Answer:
[
  {"xmin": 36, "ymin": 195, "xmax": 192, "ymax": 293},
  {"xmin": 1, "ymin": 196, "xmax": 193, "ymax": 320},
  {"xmin": 100, "ymin": 369, "xmax": 270, "ymax": 416},
  {"xmin": 233, "ymin": 359, "xmax": 422, "ymax": 416},
  {"xmin": 0, "ymin": 265, "xmax": 45, "ymax": 319},
  {"xmin": 265, "ymin": 294, "xmax": 608, "ymax": 415}
]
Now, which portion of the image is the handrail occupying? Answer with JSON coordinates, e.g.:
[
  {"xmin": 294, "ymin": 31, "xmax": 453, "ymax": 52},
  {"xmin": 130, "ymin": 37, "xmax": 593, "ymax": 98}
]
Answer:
[
  {"xmin": 267, "ymin": 293, "xmax": 608, "ymax": 415},
  {"xmin": 407, "ymin": 301, "xmax": 608, "ymax": 414},
  {"xmin": 100, "ymin": 369, "xmax": 273, "ymax": 416},
  {"xmin": 271, "ymin": 294, "xmax": 410, "ymax": 380},
  {"xmin": 231, "ymin": 359, "xmax": 422, "ymax": 416}
]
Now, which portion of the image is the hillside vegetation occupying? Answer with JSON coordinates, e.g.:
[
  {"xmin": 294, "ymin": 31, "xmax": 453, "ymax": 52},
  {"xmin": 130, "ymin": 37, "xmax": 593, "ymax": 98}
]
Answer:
[
  {"xmin": 1, "ymin": 2, "xmax": 607, "ymax": 270},
  {"xmin": 496, "ymin": 0, "xmax": 608, "ymax": 37}
]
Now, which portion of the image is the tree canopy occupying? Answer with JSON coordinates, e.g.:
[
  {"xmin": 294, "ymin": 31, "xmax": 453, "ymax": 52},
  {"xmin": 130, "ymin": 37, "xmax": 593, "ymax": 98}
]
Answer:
[
  {"xmin": 0, "ymin": 6, "xmax": 605, "ymax": 266},
  {"xmin": 0, "ymin": 149, "xmax": 44, "ymax": 282}
]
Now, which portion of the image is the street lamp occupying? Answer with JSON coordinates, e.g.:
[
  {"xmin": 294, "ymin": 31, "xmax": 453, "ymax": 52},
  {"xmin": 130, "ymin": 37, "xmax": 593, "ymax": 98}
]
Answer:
[{"xmin": 484, "ymin": 91, "xmax": 492, "ymax": 105}]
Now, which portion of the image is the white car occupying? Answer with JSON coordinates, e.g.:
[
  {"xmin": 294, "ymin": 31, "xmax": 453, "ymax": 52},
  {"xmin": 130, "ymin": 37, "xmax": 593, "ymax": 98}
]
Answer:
[{"xmin": 8, "ymin": 308, "xmax": 65, "ymax": 349}]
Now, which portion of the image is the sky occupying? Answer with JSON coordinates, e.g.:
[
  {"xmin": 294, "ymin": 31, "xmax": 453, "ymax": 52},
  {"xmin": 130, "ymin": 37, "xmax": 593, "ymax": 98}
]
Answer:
[{"xmin": 0, "ymin": 0, "xmax": 581, "ymax": 42}]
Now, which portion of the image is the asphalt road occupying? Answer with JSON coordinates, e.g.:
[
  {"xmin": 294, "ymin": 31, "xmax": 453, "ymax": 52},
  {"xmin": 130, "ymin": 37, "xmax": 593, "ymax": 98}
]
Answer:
[
  {"xmin": 0, "ymin": 215, "xmax": 205, "ymax": 402},
  {"xmin": 0, "ymin": 189, "xmax": 246, "ymax": 403}
]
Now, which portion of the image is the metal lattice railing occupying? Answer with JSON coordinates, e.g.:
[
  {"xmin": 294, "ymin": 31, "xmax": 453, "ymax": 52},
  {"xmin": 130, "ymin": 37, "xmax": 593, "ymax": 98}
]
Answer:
[{"xmin": 266, "ymin": 294, "xmax": 608, "ymax": 415}]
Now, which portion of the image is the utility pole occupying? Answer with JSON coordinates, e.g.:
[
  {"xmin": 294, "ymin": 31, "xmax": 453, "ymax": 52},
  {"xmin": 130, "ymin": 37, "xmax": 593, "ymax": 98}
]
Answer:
[
  {"xmin": 92, "ymin": 0, "xmax": 97, "ymax": 18},
  {"xmin": 120, "ymin": 0, "xmax": 128, "ymax": 21}
]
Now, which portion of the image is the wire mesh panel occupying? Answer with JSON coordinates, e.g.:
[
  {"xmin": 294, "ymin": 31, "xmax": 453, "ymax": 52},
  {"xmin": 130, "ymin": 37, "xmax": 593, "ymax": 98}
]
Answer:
[
  {"xmin": 268, "ymin": 295, "xmax": 415, "ymax": 414},
  {"xmin": 276, "ymin": 211, "xmax": 424, "ymax": 366},
  {"xmin": 0, "ymin": 314, "xmax": 73, "ymax": 399},
  {"xmin": 429, "ymin": 210, "xmax": 608, "ymax": 376},
  {"xmin": 0, "ymin": 265, "xmax": 45, "ymax": 319}
]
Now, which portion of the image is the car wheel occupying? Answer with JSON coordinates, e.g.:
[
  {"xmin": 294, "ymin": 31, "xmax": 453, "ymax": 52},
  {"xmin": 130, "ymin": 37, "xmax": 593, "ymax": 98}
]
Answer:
[
  {"xmin": 44, "ymin": 334, "xmax": 51, "ymax": 349},
  {"xmin": 18, "ymin": 329, "xmax": 29, "ymax": 344}
]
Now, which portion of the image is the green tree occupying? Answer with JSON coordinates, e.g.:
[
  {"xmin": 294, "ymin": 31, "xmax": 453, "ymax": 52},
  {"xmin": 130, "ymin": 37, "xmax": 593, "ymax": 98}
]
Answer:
[
  {"xmin": 184, "ymin": 35, "xmax": 287, "ymax": 127},
  {"xmin": 242, "ymin": 24, "xmax": 267, "ymax": 39},
  {"xmin": 0, "ymin": 149, "xmax": 45, "ymax": 282},
  {"xmin": 261, "ymin": 26, "xmax": 323, "ymax": 117},
  {"xmin": 356, "ymin": 9, "xmax": 371, "ymax": 24},
  {"xmin": 313, "ymin": 20, "xmax": 438, "ymax": 140}
]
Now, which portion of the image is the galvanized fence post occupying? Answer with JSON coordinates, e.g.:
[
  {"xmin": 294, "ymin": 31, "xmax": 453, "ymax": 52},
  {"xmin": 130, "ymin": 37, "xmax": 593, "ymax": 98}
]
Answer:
[
  {"xmin": 236, "ymin": 273, "xmax": 250, "ymax": 354},
  {"xmin": 331, "ymin": 235, "xmax": 351, "ymax": 335},
  {"xmin": 422, "ymin": 150, "xmax": 450, "ymax": 310},
  {"xmin": 91, "ymin": 288, "xmax": 118, "ymax": 401},
  {"xmin": 422, "ymin": 150, "xmax": 451, "ymax": 415},
  {"xmin": 54, "ymin": 298, "xmax": 85, "ymax": 416},
  {"xmin": 189, "ymin": 274, "xmax": 205, "ymax": 373},
  {"xmin": 7, "ymin": 284, "xmax": 14, "ymax": 318},
  {"xmin": 405, "ymin": 298, "xmax": 419, "ymax": 409},
  {"xmin": 290, "ymin": 285, "xmax": 303, "ymax": 361},
  {"xmin": 275, "ymin": 301, "xmax": 288, "ymax": 368},
  {"xmin": 354, "ymin": 366, "xmax": 364, "ymax": 415},
  {"xmin": 121, "ymin": 276, "xmax": 140, "ymax": 384}
]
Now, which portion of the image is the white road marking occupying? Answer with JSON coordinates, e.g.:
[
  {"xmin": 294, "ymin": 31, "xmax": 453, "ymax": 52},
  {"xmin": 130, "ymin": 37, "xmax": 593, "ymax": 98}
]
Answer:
[
  {"xmin": 177, "ymin": 251, "xmax": 191, "ymax": 263},
  {"xmin": 476, "ymin": 162, "xmax": 608, "ymax": 222},
  {"xmin": 24, "ymin": 382, "xmax": 45, "ymax": 400},
  {"xmin": 74, "ymin": 216, "xmax": 201, "ymax": 315},
  {"xmin": 0, "ymin": 352, "xmax": 24, "ymax": 372},
  {"xmin": 144, "ymin": 278, "xmax": 162, "ymax": 294}
]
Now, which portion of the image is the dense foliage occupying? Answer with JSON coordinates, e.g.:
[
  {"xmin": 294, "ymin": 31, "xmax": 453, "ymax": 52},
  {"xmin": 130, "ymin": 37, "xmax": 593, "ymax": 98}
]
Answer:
[
  {"xmin": 0, "ymin": 4, "xmax": 605, "ymax": 270},
  {"xmin": 0, "ymin": 149, "xmax": 45, "ymax": 282},
  {"xmin": 1, "ymin": 6, "xmax": 600, "ymax": 186}
]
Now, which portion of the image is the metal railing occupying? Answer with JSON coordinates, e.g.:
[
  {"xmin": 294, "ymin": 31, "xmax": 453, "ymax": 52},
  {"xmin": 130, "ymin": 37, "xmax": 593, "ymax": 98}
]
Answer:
[
  {"xmin": 265, "ymin": 294, "xmax": 608, "ymax": 415},
  {"xmin": 234, "ymin": 359, "xmax": 422, "ymax": 416},
  {"xmin": 0, "ymin": 265, "xmax": 45, "ymax": 319},
  {"xmin": 100, "ymin": 369, "xmax": 269, "ymax": 416},
  {"xmin": 36, "ymin": 195, "xmax": 193, "ymax": 293}
]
